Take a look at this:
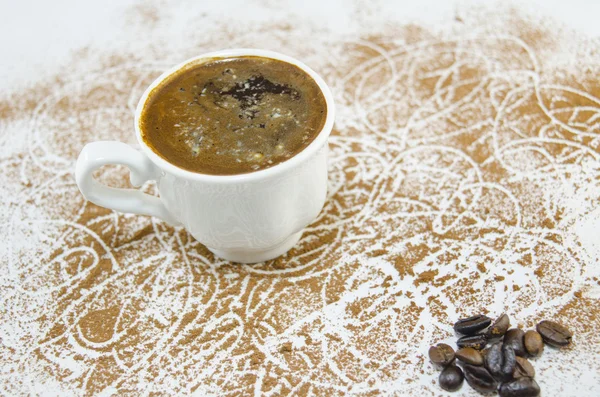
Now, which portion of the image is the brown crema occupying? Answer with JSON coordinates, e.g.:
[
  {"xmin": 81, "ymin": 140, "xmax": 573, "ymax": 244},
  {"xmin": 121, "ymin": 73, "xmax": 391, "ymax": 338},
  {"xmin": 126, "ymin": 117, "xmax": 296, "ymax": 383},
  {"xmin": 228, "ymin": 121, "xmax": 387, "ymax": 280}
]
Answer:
[{"xmin": 140, "ymin": 56, "xmax": 327, "ymax": 175}]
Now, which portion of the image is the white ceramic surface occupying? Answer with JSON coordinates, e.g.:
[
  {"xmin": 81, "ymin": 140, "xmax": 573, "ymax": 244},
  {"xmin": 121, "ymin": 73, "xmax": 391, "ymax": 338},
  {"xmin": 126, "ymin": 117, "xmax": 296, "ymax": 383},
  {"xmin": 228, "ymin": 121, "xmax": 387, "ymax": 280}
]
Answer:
[{"xmin": 75, "ymin": 49, "xmax": 335, "ymax": 263}]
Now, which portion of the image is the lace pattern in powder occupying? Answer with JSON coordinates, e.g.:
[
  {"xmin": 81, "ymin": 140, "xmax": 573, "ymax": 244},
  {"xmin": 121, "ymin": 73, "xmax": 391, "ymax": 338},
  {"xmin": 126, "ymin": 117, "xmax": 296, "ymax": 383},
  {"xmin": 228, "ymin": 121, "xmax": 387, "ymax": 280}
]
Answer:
[{"xmin": 0, "ymin": 3, "xmax": 599, "ymax": 396}]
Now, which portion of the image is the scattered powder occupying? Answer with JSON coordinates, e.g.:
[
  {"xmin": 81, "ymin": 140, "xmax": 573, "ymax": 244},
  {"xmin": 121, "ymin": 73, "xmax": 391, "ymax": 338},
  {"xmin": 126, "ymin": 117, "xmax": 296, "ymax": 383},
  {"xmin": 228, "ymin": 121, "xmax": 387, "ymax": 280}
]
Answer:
[
  {"xmin": 278, "ymin": 342, "xmax": 292, "ymax": 354},
  {"xmin": 0, "ymin": 1, "xmax": 599, "ymax": 396},
  {"xmin": 414, "ymin": 270, "xmax": 439, "ymax": 286}
]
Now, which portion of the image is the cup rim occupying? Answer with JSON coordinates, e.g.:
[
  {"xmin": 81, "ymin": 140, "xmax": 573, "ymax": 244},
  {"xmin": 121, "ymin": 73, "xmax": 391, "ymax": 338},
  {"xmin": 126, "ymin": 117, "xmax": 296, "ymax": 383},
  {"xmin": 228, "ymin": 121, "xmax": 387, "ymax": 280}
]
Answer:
[{"xmin": 134, "ymin": 48, "xmax": 335, "ymax": 183}]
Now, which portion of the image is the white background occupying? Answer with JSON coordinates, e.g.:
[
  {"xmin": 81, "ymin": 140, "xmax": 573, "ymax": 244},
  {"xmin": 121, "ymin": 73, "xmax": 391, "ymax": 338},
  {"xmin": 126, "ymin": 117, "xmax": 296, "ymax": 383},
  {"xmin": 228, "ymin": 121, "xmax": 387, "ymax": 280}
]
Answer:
[{"xmin": 2, "ymin": 0, "xmax": 600, "ymax": 89}]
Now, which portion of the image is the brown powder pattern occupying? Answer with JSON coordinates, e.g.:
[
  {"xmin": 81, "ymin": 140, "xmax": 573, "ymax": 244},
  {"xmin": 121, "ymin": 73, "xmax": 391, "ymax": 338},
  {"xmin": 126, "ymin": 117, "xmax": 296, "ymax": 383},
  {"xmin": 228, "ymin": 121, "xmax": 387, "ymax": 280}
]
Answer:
[{"xmin": 1, "ymin": 3, "xmax": 599, "ymax": 396}]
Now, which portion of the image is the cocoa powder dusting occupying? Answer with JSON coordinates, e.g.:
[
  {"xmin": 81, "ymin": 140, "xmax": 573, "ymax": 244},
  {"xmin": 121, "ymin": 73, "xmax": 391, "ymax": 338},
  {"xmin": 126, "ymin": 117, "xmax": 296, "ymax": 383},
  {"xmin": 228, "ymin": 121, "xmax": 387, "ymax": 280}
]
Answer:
[{"xmin": 1, "ymin": 1, "xmax": 599, "ymax": 395}]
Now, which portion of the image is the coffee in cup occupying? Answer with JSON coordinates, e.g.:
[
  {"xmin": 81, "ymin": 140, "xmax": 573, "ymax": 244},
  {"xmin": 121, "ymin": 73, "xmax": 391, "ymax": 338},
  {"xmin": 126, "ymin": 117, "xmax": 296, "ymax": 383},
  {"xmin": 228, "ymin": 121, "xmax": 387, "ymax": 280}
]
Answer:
[{"xmin": 139, "ymin": 56, "xmax": 327, "ymax": 175}]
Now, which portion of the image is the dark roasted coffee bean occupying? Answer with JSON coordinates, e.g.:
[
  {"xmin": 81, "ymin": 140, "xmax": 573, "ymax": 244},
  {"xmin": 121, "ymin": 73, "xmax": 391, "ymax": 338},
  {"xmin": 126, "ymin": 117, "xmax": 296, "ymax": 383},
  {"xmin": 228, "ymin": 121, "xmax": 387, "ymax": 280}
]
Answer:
[
  {"xmin": 463, "ymin": 364, "xmax": 498, "ymax": 393},
  {"xmin": 498, "ymin": 377, "xmax": 540, "ymax": 397},
  {"xmin": 429, "ymin": 343, "xmax": 455, "ymax": 366},
  {"xmin": 501, "ymin": 344, "xmax": 517, "ymax": 379},
  {"xmin": 504, "ymin": 328, "xmax": 526, "ymax": 356},
  {"xmin": 457, "ymin": 334, "xmax": 487, "ymax": 350},
  {"xmin": 513, "ymin": 356, "xmax": 535, "ymax": 379},
  {"xmin": 523, "ymin": 330, "xmax": 544, "ymax": 357},
  {"xmin": 439, "ymin": 365, "xmax": 464, "ymax": 392},
  {"xmin": 536, "ymin": 320, "xmax": 572, "ymax": 347},
  {"xmin": 489, "ymin": 313, "xmax": 510, "ymax": 338},
  {"xmin": 454, "ymin": 314, "xmax": 492, "ymax": 335},
  {"xmin": 485, "ymin": 343, "xmax": 516, "ymax": 381},
  {"xmin": 484, "ymin": 344, "xmax": 501, "ymax": 374},
  {"xmin": 455, "ymin": 347, "xmax": 484, "ymax": 366}
]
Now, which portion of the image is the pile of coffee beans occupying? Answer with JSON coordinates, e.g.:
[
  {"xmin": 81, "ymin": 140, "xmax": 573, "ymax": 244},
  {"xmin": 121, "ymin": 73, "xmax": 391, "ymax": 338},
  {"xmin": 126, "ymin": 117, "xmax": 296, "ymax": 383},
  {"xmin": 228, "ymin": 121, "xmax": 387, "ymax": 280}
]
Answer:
[{"xmin": 428, "ymin": 314, "xmax": 573, "ymax": 396}]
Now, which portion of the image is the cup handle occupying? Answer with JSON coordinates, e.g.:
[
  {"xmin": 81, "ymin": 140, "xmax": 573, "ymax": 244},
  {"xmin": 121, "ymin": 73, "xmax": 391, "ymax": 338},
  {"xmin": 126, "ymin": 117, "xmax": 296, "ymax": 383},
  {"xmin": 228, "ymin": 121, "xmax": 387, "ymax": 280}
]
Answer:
[{"xmin": 75, "ymin": 141, "xmax": 180, "ymax": 226}]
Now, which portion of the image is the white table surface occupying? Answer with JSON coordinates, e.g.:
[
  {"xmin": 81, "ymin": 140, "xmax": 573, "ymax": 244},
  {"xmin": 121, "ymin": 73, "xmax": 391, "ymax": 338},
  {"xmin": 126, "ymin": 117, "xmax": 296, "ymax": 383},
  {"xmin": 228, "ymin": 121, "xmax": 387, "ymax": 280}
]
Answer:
[
  {"xmin": 2, "ymin": 0, "xmax": 600, "ymax": 89},
  {"xmin": 1, "ymin": 1, "xmax": 599, "ymax": 396}
]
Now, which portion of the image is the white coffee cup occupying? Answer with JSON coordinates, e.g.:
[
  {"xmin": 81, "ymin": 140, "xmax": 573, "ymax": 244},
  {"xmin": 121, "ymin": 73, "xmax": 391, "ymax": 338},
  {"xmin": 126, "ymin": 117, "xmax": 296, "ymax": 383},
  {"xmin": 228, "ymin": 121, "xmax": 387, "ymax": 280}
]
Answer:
[{"xmin": 75, "ymin": 49, "xmax": 335, "ymax": 263}]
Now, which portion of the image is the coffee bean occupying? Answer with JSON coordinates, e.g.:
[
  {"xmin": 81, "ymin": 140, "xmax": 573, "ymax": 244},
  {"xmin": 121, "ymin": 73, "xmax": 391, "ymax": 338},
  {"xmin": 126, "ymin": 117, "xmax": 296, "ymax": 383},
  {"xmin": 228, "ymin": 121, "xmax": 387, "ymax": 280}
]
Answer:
[
  {"xmin": 489, "ymin": 313, "xmax": 510, "ymax": 338},
  {"xmin": 439, "ymin": 365, "xmax": 464, "ymax": 392},
  {"xmin": 454, "ymin": 315, "xmax": 492, "ymax": 335},
  {"xmin": 513, "ymin": 356, "xmax": 535, "ymax": 379},
  {"xmin": 455, "ymin": 347, "xmax": 484, "ymax": 366},
  {"xmin": 463, "ymin": 364, "xmax": 498, "ymax": 393},
  {"xmin": 498, "ymin": 377, "xmax": 540, "ymax": 397},
  {"xmin": 457, "ymin": 334, "xmax": 487, "ymax": 350},
  {"xmin": 485, "ymin": 343, "xmax": 516, "ymax": 382},
  {"xmin": 503, "ymin": 328, "xmax": 526, "ymax": 356},
  {"xmin": 523, "ymin": 330, "xmax": 544, "ymax": 357},
  {"xmin": 429, "ymin": 343, "xmax": 455, "ymax": 366},
  {"xmin": 484, "ymin": 343, "xmax": 501, "ymax": 375},
  {"xmin": 536, "ymin": 320, "xmax": 572, "ymax": 347}
]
